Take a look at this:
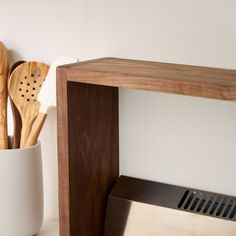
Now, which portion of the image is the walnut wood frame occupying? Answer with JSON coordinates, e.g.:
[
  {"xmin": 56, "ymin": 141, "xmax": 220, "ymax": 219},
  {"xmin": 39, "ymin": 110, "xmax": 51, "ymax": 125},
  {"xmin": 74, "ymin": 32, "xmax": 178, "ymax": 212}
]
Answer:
[{"xmin": 57, "ymin": 57, "xmax": 236, "ymax": 236}]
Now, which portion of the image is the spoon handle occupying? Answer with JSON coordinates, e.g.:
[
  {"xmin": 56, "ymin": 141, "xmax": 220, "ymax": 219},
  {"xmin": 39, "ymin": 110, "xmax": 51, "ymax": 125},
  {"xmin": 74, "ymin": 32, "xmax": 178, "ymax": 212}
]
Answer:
[
  {"xmin": 9, "ymin": 61, "xmax": 25, "ymax": 149},
  {"xmin": 10, "ymin": 99, "xmax": 22, "ymax": 148},
  {"xmin": 20, "ymin": 120, "xmax": 35, "ymax": 148},
  {"xmin": 26, "ymin": 112, "xmax": 47, "ymax": 147},
  {"xmin": 0, "ymin": 89, "xmax": 8, "ymax": 149},
  {"xmin": 0, "ymin": 42, "xmax": 8, "ymax": 149}
]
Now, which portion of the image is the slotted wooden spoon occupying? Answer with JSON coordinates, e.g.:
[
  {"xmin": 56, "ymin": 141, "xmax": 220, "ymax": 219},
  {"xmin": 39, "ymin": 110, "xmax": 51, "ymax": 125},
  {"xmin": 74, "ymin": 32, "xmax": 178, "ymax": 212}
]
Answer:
[
  {"xmin": 8, "ymin": 62, "xmax": 49, "ymax": 148},
  {"xmin": 0, "ymin": 42, "xmax": 9, "ymax": 149},
  {"xmin": 26, "ymin": 56, "xmax": 77, "ymax": 147}
]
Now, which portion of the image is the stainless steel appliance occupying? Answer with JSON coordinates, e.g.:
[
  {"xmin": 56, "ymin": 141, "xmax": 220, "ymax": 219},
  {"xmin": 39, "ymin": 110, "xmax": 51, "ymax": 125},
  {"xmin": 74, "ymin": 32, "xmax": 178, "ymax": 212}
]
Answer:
[{"xmin": 104, "ymin": 176, "xmax": 236, "ymax": 236}]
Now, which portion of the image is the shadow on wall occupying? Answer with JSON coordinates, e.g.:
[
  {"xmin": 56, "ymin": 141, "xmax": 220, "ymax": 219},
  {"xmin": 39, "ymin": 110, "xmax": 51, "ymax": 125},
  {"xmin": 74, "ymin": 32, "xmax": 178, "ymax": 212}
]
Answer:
[{"xmin": 8, "ymin": 49, "xmax": 24, "ymax": 67}]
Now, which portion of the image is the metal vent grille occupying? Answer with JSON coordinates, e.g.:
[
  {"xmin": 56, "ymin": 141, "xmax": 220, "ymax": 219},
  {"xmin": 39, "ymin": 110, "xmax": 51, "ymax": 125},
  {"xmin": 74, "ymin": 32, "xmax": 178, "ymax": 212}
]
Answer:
[{"xmin": 178, "ymin": 190, "xmax": 236, "ymax": 220}]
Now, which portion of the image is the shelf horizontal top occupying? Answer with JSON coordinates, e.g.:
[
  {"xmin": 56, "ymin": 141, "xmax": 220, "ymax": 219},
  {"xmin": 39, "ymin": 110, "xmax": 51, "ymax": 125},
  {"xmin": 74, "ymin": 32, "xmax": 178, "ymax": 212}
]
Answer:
[{"xmin": 60, "ymin": 57, "xmax": 236, "ymax": 100}]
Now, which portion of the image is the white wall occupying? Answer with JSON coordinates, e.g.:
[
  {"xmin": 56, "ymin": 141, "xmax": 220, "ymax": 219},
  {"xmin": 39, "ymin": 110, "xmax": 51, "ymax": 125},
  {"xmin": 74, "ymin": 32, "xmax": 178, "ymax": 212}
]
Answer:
[{"xmin": 1, "ymin": 0, "xmax": 236, "ymax": 220}]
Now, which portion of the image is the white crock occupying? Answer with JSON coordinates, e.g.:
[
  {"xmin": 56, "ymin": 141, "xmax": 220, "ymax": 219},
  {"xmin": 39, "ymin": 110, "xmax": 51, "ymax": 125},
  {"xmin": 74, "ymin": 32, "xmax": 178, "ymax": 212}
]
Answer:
[{"xmin": 0, "ymin": 142, "xmax": 43, "ymax": 236}]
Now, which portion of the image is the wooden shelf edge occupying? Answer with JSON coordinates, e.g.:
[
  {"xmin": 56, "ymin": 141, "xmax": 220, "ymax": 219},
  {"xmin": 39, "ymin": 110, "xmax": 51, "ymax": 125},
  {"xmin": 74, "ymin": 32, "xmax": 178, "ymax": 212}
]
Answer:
[{"xmin": 58, "ymin": 58, "xmax": 236, "ymax": 101}]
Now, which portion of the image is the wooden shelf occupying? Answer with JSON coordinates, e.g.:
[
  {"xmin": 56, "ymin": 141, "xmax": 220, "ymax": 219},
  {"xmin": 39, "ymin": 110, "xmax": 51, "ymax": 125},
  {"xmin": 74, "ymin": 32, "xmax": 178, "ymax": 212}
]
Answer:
[
  {"xmin": 57, "ymin": 57, "xmax": 236, "ymax": 236},
  {"xmin": 61, "ymin": 57, "xmax": 236, "ymax": 100}
]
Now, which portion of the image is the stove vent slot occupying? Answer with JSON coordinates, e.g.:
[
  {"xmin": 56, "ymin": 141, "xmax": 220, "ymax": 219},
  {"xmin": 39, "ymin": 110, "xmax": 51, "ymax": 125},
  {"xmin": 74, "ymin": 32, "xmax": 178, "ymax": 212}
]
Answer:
[{"xmin": 177, "ymin": 189, "xmax": 236, "ymax": 220}]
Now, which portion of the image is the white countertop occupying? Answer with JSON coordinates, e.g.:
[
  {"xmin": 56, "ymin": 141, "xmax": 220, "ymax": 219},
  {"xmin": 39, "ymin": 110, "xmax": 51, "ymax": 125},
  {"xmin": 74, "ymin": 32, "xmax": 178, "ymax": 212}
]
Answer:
[{"xmin": 36, "ymin": 219, "xmax": 59, "ymax": 236}]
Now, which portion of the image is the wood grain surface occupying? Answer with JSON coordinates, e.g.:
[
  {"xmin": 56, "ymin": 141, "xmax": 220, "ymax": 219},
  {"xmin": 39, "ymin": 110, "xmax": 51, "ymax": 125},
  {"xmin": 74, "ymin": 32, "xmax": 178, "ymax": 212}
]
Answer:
[
  {"xmin": 9, "ymin": 60, "xmax": 25, "ymax": 148},
  {"xmin": 26, "ymin": 112, "xmax": 47, "ymax": 147},
  {"xmin": 68, "ymin": 82, "xmax": 118, "ymax": 236},
  {"xmin": 0, "ymin": 42, "xmax": 9, "ymax": 149},
  {"xmin": 57, "ymin": 67, "xmax": 119, "ymax": 236},
  {"xmin": 62, "ymin": 57, "xmax": 236, "ymax": 100},
  {"xmin": 57, "ymin": 57, "xmax": 236, "ymax": 236},
  {"xmin": 8, "ymin": 62, "xmax": 49, "ymax": 147},
  {"xmin": 57, "ymin": 70, "xmax": 70, "ymax": 236}
]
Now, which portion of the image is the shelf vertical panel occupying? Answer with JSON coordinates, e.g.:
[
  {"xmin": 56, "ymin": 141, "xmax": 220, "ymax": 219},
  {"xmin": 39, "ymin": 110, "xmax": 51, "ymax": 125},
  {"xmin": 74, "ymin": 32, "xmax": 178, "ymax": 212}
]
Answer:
[{"xmin": 58, "ymin": 79, "xmax": 119, "ymax": 236}]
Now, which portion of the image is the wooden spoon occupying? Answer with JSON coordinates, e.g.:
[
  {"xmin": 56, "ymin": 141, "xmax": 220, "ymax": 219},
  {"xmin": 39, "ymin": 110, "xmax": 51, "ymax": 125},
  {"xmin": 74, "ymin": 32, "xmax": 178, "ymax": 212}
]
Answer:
[
  {"xmin": 26, "ymin": 56, "xmax": 77, "ymax": 147},
  {"xmin": 0, "ymin": 42, "xmax": 9, "ymax": 149},
  {"xmin": 9, "ymin": 61, "xmax": 25, "ymax": 148},
  {"xmin": 8, "ymin": 62, "xmax": 49, "ymax": 148}
]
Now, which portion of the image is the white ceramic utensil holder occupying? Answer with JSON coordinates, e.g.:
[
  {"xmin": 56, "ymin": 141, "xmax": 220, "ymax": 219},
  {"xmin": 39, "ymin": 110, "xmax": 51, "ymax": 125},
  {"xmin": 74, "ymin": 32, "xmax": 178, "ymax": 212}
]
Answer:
[{"xmin": 0, "ymin": 142, "xmax": 43, "ymax": 236}]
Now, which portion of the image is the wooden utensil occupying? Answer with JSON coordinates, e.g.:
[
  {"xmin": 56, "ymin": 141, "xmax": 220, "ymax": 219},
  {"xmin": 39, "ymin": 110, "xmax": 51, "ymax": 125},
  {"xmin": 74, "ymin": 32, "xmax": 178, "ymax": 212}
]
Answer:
[
  {"xmin": 8, "ymin": 62, "xmax": 49, "ymax": 148},
  {"xmin": 26, "ymin": 56, "xmax": 77, "ymax": 147},
  {"xmin": 0, "ymin": 42, "xmax": 9, "ymax": 149},
  {"xmin": 9, "ymin": 61, "xmax": 25, "ymax": 148}
]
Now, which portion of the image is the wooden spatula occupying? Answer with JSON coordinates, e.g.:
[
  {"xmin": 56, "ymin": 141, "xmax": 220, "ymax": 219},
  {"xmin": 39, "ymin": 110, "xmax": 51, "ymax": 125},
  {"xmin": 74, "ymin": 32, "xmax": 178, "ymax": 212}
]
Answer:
[
  {"xmin": 0, "ymin": 42, "xmax": 9, "ymax": 149},
  {"xmin": 8, "ymin": 62, "xmax": 49, "ymax": 148},
  {"xmin": 9, "ymin": 61, "xmax": 25, "ymax": 148},
  {"xmin": 26, "ymin": 56, "xmax": 77, "ymax": 147}
]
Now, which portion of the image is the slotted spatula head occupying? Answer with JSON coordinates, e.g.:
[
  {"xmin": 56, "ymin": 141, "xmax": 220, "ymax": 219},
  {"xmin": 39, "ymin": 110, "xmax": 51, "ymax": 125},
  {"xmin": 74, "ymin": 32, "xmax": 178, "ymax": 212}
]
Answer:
[
  {"xmin": 25, "ymin": 56, "xmax": 78, "ymax": 147},
  {"xmin": 8, "ymin": 62, "xmax": 49, "ymax": 147}
]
